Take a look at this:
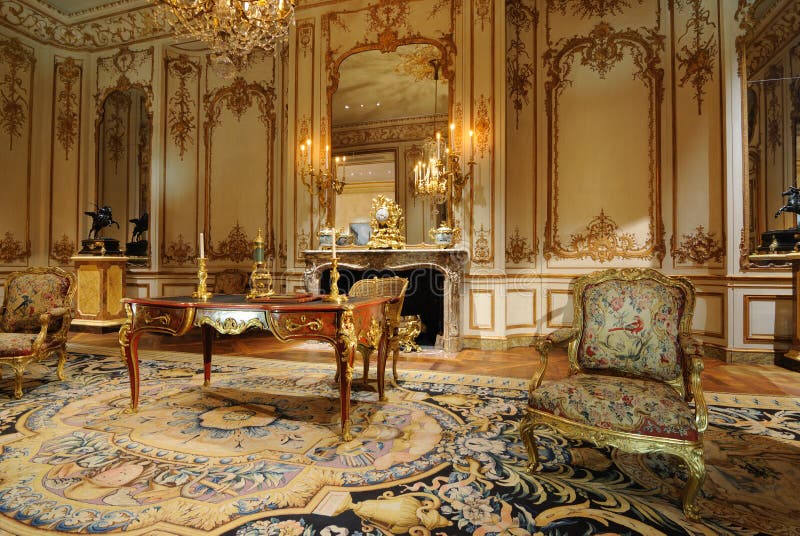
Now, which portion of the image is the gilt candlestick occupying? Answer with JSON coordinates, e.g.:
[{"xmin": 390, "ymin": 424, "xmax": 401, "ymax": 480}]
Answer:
[{"xmin": 192, "ymin": 257, "xmax": 213, "ymax": 300}]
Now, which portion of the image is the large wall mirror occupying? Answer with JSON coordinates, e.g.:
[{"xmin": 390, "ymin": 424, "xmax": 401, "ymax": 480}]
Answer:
[
  {"xmin": 742, "ymin": 0, "xmax": 800, "ymax": 265},
  {"xmin": 330, "ymin": 42, "xmax": 451, "ymax": 245},
  {"xmin": 96, "ymin": 87, "xmax": 152, "ymax": 257}
]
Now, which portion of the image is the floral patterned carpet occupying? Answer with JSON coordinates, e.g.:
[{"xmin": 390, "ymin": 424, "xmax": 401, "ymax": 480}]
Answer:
[{"xmin": 0, "ymin": 345, "xmax": 798, "ymax": 535}]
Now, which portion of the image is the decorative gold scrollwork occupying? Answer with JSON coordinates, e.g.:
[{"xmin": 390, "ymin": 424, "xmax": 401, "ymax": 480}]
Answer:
[
  {"xmin": 143, "ymin": 311, "xmax": 171, "ymax": 326},
  {"xmin": 284, "ymin": 315, "xmax": 323, "ymax": 332},
  {"xmin": 361, "ymin": 317, "xmax": 383, "ymax": 348}
]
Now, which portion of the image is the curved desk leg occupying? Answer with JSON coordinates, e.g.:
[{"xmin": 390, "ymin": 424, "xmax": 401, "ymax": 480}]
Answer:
[
  {"xmin": 118, "ymin": 314, "xmax": 141, "ymax": 412},
  {"xmin": 202, "ymin": 325, "xmax": 214, "ymax": 386},
  {"xmin": 337, "ymin": 310, "xmax": 357, "ymax": 441}
]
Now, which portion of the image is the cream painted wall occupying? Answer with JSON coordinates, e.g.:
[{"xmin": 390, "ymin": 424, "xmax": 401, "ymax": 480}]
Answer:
[{"xmin": 0, "ymin": 0, "xmax": 795, "ymax": 361}]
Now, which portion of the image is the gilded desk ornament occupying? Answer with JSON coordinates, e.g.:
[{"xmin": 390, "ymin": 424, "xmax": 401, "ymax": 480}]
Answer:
[
  {"xmin": 367, "ymin": 196, "xmax": 405, "ymax": 249},
  {"xmin": 284, "ymin": 315, "xmax": 324, "ymax": 333},
  {"xmin": 338, "ymin": 309, "xmax": 357, "ymax": 440},
  {"xmin": 247, "ymin": 228, "xmax": 276, "ymax": 300},
  {"xmin": 196, "ymin": 314, "xmax": 266, "ymax": 335},
  {"xmin": 142, "ymin": 311, "xmax": 171, "ymax": 327},
  {"xmin": 362, "ymin": 317, "xmax": 383, "ymax": 349}
]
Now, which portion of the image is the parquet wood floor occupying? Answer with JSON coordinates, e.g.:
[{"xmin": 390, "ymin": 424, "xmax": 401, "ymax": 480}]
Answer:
[{"xmin": 68, "ymin": 330, "xmax": 800, "ymax": 397}]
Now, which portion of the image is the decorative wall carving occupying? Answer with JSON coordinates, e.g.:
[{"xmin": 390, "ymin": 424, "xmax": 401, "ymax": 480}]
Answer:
[
  {"xmin": 331, "ymin": 115, "xmax": 442, "ymax": 147},
  {"xmin": 671, "ymin": 225, "xmax": 724, "ymax": 265},
  {"xmin": 475, "ymin": 0, "xmax": 492, "ymax": 30},
  {"xmin": 544, "ymin": 22, "xmax": 665, "ymax": 263},
  {"xmin": 505, "ymin": 227, "xmax": 536, "ymax": 264},
  {"xmin": 366, "ymin": 0, "xmax": 412, "ymax": 46},
  {"xmin": 506, "ymin": 0, "xmax": 537, "ymax": 129},
  {"xmin": 0, "ymin": 231, "xmax": 30, "ymax": 264},
  {"xmin": 0, "ymin": 37, "xmax": 34, "ymax": 150},
  {"xmin": 674, "ymin": 0, "xmax": 717, "ymax": 114},
  {"xmin": 742, "ymin": 0, "xmax": 800, "ymax": 77},
  {"xmin": 474, "ymin": 94, "xmax": 491, "ymax": 158},
  {"xmin": 54, "ymin": 57, "xmax": 81, "ymax": 159},
  {"xmin": 472, "ymin": 224, "xmax": 491, "ymax": 265},
  {"xmin": 298, "ymin": 23, "xmax": 314, "ymax": 58},
  {"xmin": 0, "ymin": 2, "xmax": 170, "ymax": 51},
  {"xmin": 568, "ymin": 210, "xmax": 640, "ymax": 263},
  {"xmin": 765, "ymin": 64, "xmax": 783, "ymax": 160},
  {"xmin": 550, "ymin": 0, "xmax": 642, "ymax": 19},
  {"xmin": 208, "ymin": 223, "xmax": 251, "ymax": 264},
  {"xmin": 166, "ymin": 55, "xmax": 199, "ymax": 160},
  {"xmin": 103, "ymin": 91, "xmax": 130, "ymax": 172},
  {"xmin": 96, "ymin": 46, "xmax": 154, "ymax": 114},
  {"xmin": 50, "ymin": 234, "xmax": 75, "ymax": 265},
  {"xmin": 163, "ymin": 234, "xmax": 194, "ymax": 266}
]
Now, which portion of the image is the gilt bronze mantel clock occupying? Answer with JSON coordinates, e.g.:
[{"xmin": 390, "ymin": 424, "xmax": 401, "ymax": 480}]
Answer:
[{"xmin": 367, "ymin": 195, "xmax": 405, "ymax": 249}]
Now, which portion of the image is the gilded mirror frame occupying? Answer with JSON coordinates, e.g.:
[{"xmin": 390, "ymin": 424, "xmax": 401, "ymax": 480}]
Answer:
[
  {"xmin": 736, "ymin": 0, "xmax": 800, "ymax": 270},
  {"xmin": 325, "ymin": 36, "xmax": 456, "ymax": 244},
  {"xmin": 94, "ymin": 80, "xmax": 154, "ymax": 263}
]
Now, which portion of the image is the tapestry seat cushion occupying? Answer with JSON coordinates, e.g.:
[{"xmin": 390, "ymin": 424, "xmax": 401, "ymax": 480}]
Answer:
[
  {"xmin": 578, "ymin": 278, "xmax": 686, "ymax": 382},
  {"xmin": 1, "ymin": 273, "xmax": 72, "ymax": 332},
  {"xmin": 0, "ymin": 333, "xmax": 39, "ymax": 357},
  {"xmin": 529, "ymin": 375, "xmax": 698, "ymax": 441}
]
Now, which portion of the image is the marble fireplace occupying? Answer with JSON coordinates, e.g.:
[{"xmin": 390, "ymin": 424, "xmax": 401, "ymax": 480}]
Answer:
[{"xmin": 303, "ymin": 248, "xmax": 469, "ymax": 352}]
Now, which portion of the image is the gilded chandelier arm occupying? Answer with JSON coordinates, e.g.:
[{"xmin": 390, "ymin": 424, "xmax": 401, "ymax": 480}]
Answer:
[{"xmin": 529, "ymin": 328, "xmax": 578, "ymax": 393}]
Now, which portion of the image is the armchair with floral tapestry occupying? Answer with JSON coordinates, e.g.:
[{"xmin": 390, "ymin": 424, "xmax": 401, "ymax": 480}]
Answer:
[
  {"xmin": 0, "ymin": 267, "xmax": 77, "ymax": 398},
  {"xmin": 519, "ymin": 268, "xmax": 708, "ymax": 520}
]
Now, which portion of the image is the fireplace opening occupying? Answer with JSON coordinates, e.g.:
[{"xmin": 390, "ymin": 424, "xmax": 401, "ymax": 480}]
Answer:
[{"xmin": 320, "ymin": 267, "xmax": 444, "ymax": 346}]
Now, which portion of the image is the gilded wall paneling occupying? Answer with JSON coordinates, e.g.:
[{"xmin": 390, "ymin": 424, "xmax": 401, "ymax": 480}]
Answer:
[
  {"xmin": 203, "ymin": 76, "xmax": 276, "ymax": 264},
  {"xmin": 96, "ymin": 46, "xmax": 154, "ymax": 107},
  {"xmin": 505, "ymin": 0, "xmax": 537, "ymax": 268},
  {"xmin": 468, "ymin": 0, "xmax": 496, "ymax": 267},
  {"xmin": 546, "ymin": 288, "xmax": 572, "ymax": 329},
  {"xmin": 669, "ymin": 0, "xmax": 725, "ymax": 268},
  {"xmin": 743, "ymin": 294, "xmax": 792, "ymax": 343},
  {"xmin": 0, "ymin": 2, "xmax": 171, "ymax": 51},
  {"xmin": 469, "ymin": 288, "xmax": 495, "ymax": 330},
  {"xmin": 0, "ymin": 35, "xmax": 34, "ymax": 266},
  {"xmin": 693, "ymin": 290, "xmax": 725, "ymax": 338},
  {"xmin": 278, "ymin": 43, "xmax": 290, "ymax": 271},
  {"xmin": 161, "ymin": 52, "xmax": 200, "ymax": 267},
  {"xmin": 294, "ymin": 19, "xmax": 315, "ymax": 265},
  {"xmin": 543, "ymin": 20, "xmax": 666, "ymax": 265},
  {"xmin": 49, "ymin": 56, "xmax": 83, "ymax": 266},
  {"xmin": 742, "ymin": 0, "xmax": 800, "ymax": 77}
]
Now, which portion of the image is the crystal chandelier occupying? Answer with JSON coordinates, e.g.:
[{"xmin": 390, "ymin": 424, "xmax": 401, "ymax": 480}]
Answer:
[{"xmin": 154, "ymin": 0, "xmax": 294, "ymax": 75}]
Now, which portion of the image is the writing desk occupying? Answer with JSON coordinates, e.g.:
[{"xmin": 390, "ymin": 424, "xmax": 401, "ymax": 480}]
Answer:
[{"xmin": 118, "ymin": 294, "xmax": 390, "ymax": 440}]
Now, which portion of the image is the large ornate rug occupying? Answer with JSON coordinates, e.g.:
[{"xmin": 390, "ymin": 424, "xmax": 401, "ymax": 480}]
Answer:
[{"xmin": 0, "ymin": 345, "xmax": 798, "ymax": 535}]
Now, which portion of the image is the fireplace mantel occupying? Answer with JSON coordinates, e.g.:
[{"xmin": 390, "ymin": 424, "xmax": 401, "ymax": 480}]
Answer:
[{"xmin": 302, "ymin": 248, "xmax": 469, "ymax": 352}]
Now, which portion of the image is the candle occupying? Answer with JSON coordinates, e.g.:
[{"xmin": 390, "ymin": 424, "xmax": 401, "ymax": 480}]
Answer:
[
  {"xmin": 331, "ymin": 229, "xmax": 337, "ymax": 259},
  {"xmin": 469, "ymin": 130, "xmax": 474, "ymax": 159},
  {"xmin": 306, "ymin": 138, "xmax": 311, "ymax": 167},
  {"xmin": 325, "ymin": 145, "xmax": 330, "ymax": 170},
  {"xmin": 449, "ymin": 122, "xmax": 455, "ymax": 152},
  {"xmin": 436, "ymin": 132, "xmax": 441, "ymax": 160},
  {"xmin": 199, "ymin": 232, "xmax": 204, "ymax": 259}
]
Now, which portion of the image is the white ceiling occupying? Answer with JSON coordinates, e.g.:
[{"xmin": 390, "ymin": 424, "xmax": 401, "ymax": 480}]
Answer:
[{"xmin": 332, "ymin": 44, "xmax": 449, "ymax": 127}]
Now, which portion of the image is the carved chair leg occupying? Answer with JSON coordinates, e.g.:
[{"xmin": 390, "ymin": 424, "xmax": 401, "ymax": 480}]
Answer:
[
  {"xmin": 360, "ymin": 346, "xmax": 374, "ymax": 386},
  {"xmin": 391, "ymin": 342, "xmax": 400, "ymax": 388},
  {"xmin": 56, "ymin": 347, "xmax": 68, "ymax": 381},
  {"xmin": 12, "ymin": 362, "xmax": 24, "ymax": 399},
  {"xmin": 519, "ymin": 412, "xmax": 541, "ymax": 472},
  {"xmin": 680, "ymin": 446, "xmax": 705, "ymax": 521}
]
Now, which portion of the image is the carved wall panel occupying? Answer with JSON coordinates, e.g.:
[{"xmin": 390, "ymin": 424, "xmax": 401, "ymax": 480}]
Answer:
[
  {"xmin": 161, "ymin": 51, "xmax": 201, "ymax": 267},
  {"xmin": 505, "ymin": 0, "xmax": 538, "ymax": 268},
  {"xmin": 669, "ymin": 0, "xmax": 724, "ymax": 268},
  {"xmin": 0, "ymin": 35, "xmax": 34, "ymax": 266},
  {"xmin": 543, "ymin": 16, "xmax": 665, "ymax": 265},
  {"xmin": 204, "ymin": 75, "xmax": 277, "ymax": 264},
  {"xmin": 96, "ymin": 46, "xmax": 154, "ymax": 107},
  {"xmin": 294, "ymin": 19, "xmax": 315, "ymax": 266},
  {"xmin": 49, "ymin": 56, "xmax": 82, "ymax": 265}
]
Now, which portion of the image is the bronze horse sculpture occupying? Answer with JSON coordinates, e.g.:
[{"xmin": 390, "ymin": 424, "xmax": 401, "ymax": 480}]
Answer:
[
  {"xmin": 775, "ymin": 186, "xmax": 800, "ymax": 224},
  {"xmin": 84, "ymin": 205, "xmax": 119, "ymax": 239}
]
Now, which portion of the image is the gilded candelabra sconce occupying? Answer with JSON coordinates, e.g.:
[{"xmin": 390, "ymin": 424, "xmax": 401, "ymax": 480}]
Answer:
[
  {"xmin": 412, "ymin": 59, "xmax": 478, "ymax": 248},
  {"xmin": 246, "ymin": 228, "xmax": 275, "ymax": 300},
  {"xmin": 298, "ymin": 139, "xmax": 347, "ymax": 245},
  {"xmin": 192, "ymin": 232, "xmax": 213, "ymax": 300}
]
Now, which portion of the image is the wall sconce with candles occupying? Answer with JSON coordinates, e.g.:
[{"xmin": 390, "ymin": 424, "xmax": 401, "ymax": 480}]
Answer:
[{"xmin": 297, "ymin": 138, "xmax": 347, "ymax": 238}]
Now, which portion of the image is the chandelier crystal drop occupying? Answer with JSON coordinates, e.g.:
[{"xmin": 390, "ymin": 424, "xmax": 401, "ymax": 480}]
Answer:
[{"xmin": 154, "ymin": 0, "xmax": 294, "ymax": 75}]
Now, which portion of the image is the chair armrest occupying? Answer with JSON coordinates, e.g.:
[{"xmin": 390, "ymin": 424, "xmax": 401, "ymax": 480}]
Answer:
[
  {"xmin": 529, "ymin": 328, "xmax": 579, "ymax": 393},
  {"xmin": 689, "ymin": 356, "xmax": 708, "ymax": 433},
  {"xmin": 48, "ymin": 307, "xmax": 70, "ymax": 319},
  {"xmin": 679, "ymin": 333, "xmax": 703, "ymax": 358}
]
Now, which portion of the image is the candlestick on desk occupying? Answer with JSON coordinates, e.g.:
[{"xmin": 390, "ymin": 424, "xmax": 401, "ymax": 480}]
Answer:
[
  {"xmin": 192, "ymin": 256, "xmax": 213, "ymax": 300},
  {"xmin": 324, "ymin": 256, "xmax": 347, "ymax": 303},
  {"xmin": 199, "ymin": 232, "xmax": 204, "ymax": 259},
  {"xmin": 331, "ymin": 228, "xmax": 337, "ymax": 259}
]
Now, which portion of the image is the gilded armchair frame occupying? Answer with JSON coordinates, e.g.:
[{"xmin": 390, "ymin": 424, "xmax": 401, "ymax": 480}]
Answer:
[
  {"xmin": 519, "ymin": 268, "xmax": 708, "ymax": 520},
  {"xmin": 0, "ymin": 267, "xmax": 77, "ymax": 398}
]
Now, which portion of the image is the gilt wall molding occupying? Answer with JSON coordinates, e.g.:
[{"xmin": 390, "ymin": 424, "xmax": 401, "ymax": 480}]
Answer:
[
  {"xmin": 50, "ymin": 234, "xmax": 75, "ymax": 265},
  {"xmin": 0, "ymin": 231, "xmax": 30, "ymax": 264},
  {"xmin": 544, "ymin": 22, "xmax": 665, "ymax": 263},
  {"xmin": 740, "ymin": 0, "xmax": 800, "ymax": 78},
  {"xmin": 208, "ymin": 223, "xmax": 250, "ymax": 264},
  {"xmin": 95, "ymin": 46, "xmax": 154, "ymax": 119},
  {"xmin": 54, "ymin": 57, "xmax": 81, "ymax": 159},
  {"xmin": 0, "ymin": 2, "xmax": 170, "ymax": 51},
  {"xmin": 673, "ymin": 0, "xmax": 717, "ymax": 115},
  {"xmin": 162, "ymin": 234, "xmax": 195, "ymax": 266},
  {"xmin": 0, "ymin": 36, "xmax": 34, "ymax": 150},
  {"xmin": 166, "ymin": 54, "xmax": 200, "ymax": 160},
  {"xmin": 671, "ymin": 225, "xmax": 724, "ymax": 265},
  {"xmin": 505, "ymin": 227, "xmax": 536, "ymax": 265},
  {"xmin": 550, "ymin": 0, "xmax": 644, "ymax": 19},
  {"xmin": 506, "ymin": 0, "xmax": 537, "ymax": 129}
]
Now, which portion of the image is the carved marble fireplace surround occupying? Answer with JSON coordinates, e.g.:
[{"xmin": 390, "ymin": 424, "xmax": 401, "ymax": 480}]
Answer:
[{"xmin": 303, "ymin": 248, "xmax": 469, "ymax": 352}]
